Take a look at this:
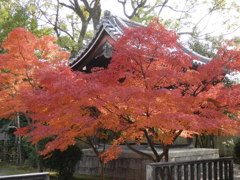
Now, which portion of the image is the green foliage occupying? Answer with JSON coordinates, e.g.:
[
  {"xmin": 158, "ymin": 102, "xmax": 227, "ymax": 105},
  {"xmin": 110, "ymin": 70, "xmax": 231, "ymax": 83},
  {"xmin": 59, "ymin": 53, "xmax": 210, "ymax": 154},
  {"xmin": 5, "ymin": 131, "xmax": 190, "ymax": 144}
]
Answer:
[
  {"xmin": 222, "ymin": 138, "xmax": 235, "ymax": 156},
  {"xmin": 20, "ymin": 139, "xmax": 39, "ymax": 167},
  {"xmin": 234, "ymin": 138, "xmax": 240, "ymax": 163},
  {"xmin": 0, "ymin": 1, "xmax": 52, "ymax": 53},
  {"xmin": 0, "ymin": 119, "xmax": 16, "ymax": 163},
  {"xmin": 0, "ymin": 115, "xmax": 39, "ymax": 165},
  {"xmin": 57, "ymin": 36, "xmax": 79, "ymax": 57},
  {"xmin": 41, "ymin": 146, "xmax": 82, "ymax": 180},
  {"xmin": 188, "ymin": 36, "xmax": 223, "ymax": 58},
  {"xmin": 0, "ymin": 163, "xmax": 38, "ymax": 175},
  {"xmin": 195, "ymin": 134, "xmax": 215, "ymax": 148}
]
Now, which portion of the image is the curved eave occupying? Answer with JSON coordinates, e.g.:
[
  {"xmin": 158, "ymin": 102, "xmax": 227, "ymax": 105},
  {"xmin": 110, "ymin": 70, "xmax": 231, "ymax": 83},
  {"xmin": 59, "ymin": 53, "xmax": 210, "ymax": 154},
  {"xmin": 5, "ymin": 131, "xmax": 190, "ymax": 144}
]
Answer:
[
  {"xmin": 70, "ymin": 27, "xmax": 105, "ymax": 69},
  {"xmin": 70, "ymin": 21, "xmax": 123, "ymax": 70}
]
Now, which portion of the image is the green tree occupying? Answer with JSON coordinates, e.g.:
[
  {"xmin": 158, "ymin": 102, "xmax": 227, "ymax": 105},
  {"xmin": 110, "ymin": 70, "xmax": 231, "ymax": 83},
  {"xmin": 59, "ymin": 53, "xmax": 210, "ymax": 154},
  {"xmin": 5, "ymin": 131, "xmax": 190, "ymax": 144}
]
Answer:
[
  {"xmin": 32, "ymin": 0, "xmax": 100, "ymax": 56},
  {"xmin": 0, "ymin": 0, "xmax": 52, "ymax": 53}
]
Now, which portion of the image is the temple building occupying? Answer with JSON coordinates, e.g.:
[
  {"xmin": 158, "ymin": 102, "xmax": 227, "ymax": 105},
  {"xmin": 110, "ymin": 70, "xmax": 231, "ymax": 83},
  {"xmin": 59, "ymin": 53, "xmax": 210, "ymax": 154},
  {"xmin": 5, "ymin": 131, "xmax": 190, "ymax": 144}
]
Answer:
[{"xmin": 69, "ymin": 10, "xmax": 211, "ymax": 73}]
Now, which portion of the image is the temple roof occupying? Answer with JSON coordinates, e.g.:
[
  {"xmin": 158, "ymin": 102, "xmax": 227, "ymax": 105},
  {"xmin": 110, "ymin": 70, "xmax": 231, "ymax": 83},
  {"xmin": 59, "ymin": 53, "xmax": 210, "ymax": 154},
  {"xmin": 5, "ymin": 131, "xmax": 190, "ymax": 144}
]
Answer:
[{"xmin": 69, "ymin": 11, "xmax": 211, "ymax": 70}]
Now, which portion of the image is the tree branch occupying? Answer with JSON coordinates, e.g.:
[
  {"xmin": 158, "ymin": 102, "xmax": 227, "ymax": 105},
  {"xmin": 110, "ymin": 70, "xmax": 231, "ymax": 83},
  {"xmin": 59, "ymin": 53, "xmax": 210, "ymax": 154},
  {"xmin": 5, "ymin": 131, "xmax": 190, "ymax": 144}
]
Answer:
[
  {"xmin": 59, "ymin": 2, "xmax": 75, "ymax": 11},
  {"xmin": 192, "ymin": 0, "xmax": 224, "ymax": 33},
  {"xmin": 158, "ymin": 0, "xmax": 169, "ymax": 17},
  {"xmin": 157, "ymin": 4, "xmax": 193, "ymax": 13},
  {"xmin": 143, "ymin": 129, "xmax": 160, "ymax": 161},
  {"xmin": 39, "ymin": 9, "xmax": 75, "ymax": 41},
  {"xmin": 73, "ymin": 0, "xmax": 87, "ymax": 23},
  {"xmin": 81, "ymin": 0, "xmax": 91, "ymax": 11},
  {"xmin": 54, "ymin": 0, "xmax": 61, "ymax": 38},
  {"xmin": 118, "ymin": 0, "xmax": 147, "ymax": 19},
  {"xmin": 124, "ymin": 141, "xmax": 156, "ymax": 162}
]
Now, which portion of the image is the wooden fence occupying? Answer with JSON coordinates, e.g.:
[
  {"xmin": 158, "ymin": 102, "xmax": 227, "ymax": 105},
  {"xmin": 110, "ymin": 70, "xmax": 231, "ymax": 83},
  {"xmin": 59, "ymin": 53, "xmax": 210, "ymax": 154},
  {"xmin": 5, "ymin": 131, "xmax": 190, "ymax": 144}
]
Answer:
[{"xmin": 146, "ymin": 157, "xmax": 233, "ymax": 180}]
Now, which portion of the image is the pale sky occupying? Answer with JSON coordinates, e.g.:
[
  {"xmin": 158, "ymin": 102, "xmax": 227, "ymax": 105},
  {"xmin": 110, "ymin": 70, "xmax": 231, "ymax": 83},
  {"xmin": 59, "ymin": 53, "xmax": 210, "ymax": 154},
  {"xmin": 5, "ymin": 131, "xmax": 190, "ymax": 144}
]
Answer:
[
  {"xmin": 102, "ymin": 0, "xmax": 124, "ymax": 17},
  {"xmin": 101, "ymin": 0, "xmax": 240, "ymax": 40}
]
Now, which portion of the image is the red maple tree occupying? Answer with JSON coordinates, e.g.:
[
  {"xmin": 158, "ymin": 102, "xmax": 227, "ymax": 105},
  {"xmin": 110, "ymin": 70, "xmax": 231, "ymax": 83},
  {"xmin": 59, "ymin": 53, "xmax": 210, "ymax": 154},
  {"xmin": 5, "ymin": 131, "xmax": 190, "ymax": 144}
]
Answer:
[
  {"xmin": 0, "ymin": 27, "xmax": 70, "ymax": 167},
  {"xmin": 0, "ymin": 29, "xmax": 119, "ymax": 178},
  {"xmin": 85, "ymin": 20, "xmax": 240, "ymax": 161},
  {"xmin": 0, "ymin": 28, "xmax": 69, "ymax": 120},
  {"xmin": 1, "ymin": 20, "xmax": 240, "ymax": 177}
]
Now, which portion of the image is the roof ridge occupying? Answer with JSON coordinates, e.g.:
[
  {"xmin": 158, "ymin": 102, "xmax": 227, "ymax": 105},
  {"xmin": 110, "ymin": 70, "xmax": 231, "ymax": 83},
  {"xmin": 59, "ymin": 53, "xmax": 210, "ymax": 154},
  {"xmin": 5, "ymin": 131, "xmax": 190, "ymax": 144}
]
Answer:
[{"xmin": 70, "ymin": 10, "xmax": 212, "ymax": 67}]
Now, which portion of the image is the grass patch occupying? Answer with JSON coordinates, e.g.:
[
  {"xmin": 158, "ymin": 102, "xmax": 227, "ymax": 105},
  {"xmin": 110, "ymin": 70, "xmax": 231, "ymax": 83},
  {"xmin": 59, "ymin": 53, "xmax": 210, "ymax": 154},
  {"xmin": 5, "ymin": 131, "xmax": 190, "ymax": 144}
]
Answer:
[
  {"xmin": 0, "ymin": 163, "xmax": 38, "ymax": 175},
  {"xmin": 50, "ymin": 174, "xmax": 105, "ymax": 180},
  {"xmin": 74, "ymin": 174, "xmax": 111, "ymax": 180},
  {"xmin": 0, "ymin": 163, "xmax": 111, "ymax": 180}
]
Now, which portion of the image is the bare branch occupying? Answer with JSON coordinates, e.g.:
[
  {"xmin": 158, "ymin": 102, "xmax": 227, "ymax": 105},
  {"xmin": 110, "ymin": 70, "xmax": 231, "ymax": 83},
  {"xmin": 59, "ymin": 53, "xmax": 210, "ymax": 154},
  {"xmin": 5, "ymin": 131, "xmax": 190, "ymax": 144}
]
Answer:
[
  {"xmin": 221, "ymin": 25, "xmax": 240, "ymax": 37},
  {"xmin": 177, "ymin": 32, "xmax": 194, "ymax": 36},
  {"xmin": 118, "ymin": 0, "xmax": 147, "ymax": 19},
  {"xmin": 193, "ymin": 0, "xmax": 225, "ymax": 32},
  {"xmin": 54, "ymin": 0, "xmax": 61, "ymax": 38},
  {"xmin": 81, "ymin": 0, "xmax": 91, "ymax": 12},
  {"xmin": 59, "ymin": 2, "xmax": 75, "ymax": 11},
  {"xmin": 158, "ymin": 0, "xmax": 169, "ymax": 16},
  {"xmin": 39, "ymin": 9, "xmax": 75, "ymax": 41},
  {"xmin": 118, "ymin": 0, "xmax": 130, "ymax": 19},
  {"xmin": 69, "ymin": 0, "xmax": 74, "ymax": 6}
]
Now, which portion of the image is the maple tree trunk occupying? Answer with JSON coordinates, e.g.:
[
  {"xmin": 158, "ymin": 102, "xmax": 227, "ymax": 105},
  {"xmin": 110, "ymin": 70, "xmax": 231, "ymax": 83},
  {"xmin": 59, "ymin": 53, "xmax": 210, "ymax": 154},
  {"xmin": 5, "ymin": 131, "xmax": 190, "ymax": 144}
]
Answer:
[
  {"xmin": 143, "ymin": 129, "xmax": 161, "ymax": 161},
  {"xmin": 24, "ymin": 114, "xmax": 43, "ymax": 171},
  {"xmin": 163, "ymin": 145, "xmax": 169, "ymax": 162},
  {"xmin": 100, "ymin": 161, "xmax": 105, "ymax": 180},
  {"xmin": 156, "ymin": 145, "xmax": 169, "ymax": 162},
  {"xmin": 16, "ymin": 113, "xmax": 22, "ymax": 165},
  {"xmin": 159, "ymin": 130, "xmax": 183, "ymax": 162},
  {"xmin": 87, "ymin": 138, "xmax": 106, "ymax": 180},
  {"xmin": 3, "ymin": 138, "xmax": 7, "ymax": 163},
  {"xmin": 35, "ymin": 144, "xmax": 43, "ymax": 172},
  {"xmin": 125, "ymin": 130, "xmax": 184, "ymax": 162}
]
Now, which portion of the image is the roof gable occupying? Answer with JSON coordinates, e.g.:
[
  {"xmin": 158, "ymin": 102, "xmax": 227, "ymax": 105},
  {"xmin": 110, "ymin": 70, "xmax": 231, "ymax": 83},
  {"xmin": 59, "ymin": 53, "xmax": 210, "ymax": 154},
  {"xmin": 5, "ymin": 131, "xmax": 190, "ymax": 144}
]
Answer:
[{"xmin": 70, "ymin": 11, "xmax": 211, "ymax": 71}]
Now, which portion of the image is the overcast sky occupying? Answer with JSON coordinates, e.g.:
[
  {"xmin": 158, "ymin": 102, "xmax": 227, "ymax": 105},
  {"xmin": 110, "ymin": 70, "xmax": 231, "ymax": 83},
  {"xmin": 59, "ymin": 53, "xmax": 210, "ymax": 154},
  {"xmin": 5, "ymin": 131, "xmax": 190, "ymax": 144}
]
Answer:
[
  {"xmin": 102, "ymin": 0, "xmax": 124, "ymax": 17},
  {"xmin": 100, "ymin": 0, "xmax": 240, "ymax": 40}
]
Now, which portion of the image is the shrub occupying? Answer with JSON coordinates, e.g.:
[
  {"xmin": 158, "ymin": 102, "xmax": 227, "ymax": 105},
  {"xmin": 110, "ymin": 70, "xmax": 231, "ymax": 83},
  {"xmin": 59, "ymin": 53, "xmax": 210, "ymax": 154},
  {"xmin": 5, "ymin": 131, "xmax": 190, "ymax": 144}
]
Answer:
[
  {"xmin": 42, "ymin": 145, "xmax": 82, "ymax": 180},
  {"xmin": 234, "ymin": 138, "xmax": 240, "ymax": 163}
]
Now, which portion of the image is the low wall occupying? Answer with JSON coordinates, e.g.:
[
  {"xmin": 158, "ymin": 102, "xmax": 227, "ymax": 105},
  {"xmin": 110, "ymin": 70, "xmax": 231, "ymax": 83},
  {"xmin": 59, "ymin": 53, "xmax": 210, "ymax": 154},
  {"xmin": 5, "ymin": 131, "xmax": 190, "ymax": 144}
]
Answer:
[{"xmin": 75, "ymin": 146, "xmax": 219, "ymax": 180}]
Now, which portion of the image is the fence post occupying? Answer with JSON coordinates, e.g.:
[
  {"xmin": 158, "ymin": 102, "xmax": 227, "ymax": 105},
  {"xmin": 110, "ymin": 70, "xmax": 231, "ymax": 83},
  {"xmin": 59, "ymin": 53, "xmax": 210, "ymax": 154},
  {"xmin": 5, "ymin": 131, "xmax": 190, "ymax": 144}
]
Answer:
[{"xmin": 146, "ymin": 164, "xmax": 155, "ymax": 180}]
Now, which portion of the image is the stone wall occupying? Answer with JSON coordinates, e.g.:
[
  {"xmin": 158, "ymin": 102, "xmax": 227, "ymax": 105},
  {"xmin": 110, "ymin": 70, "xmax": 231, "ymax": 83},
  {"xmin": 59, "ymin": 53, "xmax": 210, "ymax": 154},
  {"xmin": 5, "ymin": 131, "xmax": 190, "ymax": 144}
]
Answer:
[{"xmin": 75, "ymin": 146, "xmax": 219, "ymax": 180}]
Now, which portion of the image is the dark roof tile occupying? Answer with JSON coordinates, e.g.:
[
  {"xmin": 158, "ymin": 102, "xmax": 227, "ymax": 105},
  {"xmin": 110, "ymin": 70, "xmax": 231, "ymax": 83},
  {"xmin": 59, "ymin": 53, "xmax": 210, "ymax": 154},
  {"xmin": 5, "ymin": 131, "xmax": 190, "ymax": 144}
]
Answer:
[{"xmin": 70, "ymin": 11, "xmax": 211, "ymax": 68}]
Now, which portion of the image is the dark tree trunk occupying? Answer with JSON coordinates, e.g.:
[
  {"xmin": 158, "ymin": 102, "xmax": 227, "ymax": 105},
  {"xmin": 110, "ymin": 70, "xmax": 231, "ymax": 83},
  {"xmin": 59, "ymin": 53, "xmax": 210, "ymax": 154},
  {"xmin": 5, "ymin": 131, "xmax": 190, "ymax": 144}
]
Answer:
[
  {"xmin": 3, "ymin": 138, "xmax": 7, "ymax": 163},
  {"xmin": 100, "ymin": 160, "xmax": 105, "ymax": 180}
]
